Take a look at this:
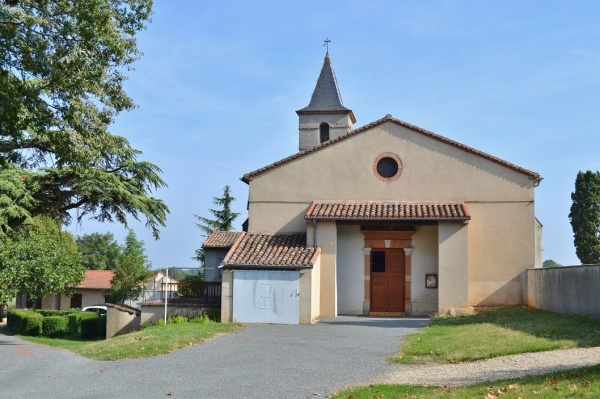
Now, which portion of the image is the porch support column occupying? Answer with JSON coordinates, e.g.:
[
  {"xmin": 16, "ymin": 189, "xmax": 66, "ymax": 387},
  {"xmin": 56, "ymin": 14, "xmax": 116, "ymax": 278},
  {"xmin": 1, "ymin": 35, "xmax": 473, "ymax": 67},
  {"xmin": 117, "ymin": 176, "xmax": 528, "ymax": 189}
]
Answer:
[
  {"xmin": 438, "ymin": 222, "xmax": 470, "ymax": 315},
  {"xmin": 403, "ymin": 247, "xmax": 413, "ymax": 315},
  {"xmin": 221, "ymin": 270, "xmax": 234, "ymax": 322},
  {"xmin": 362, "ymin": 247, "xmax": 371, "ymax": 315},
  {"xmin": 318, "ymin": 221, "xmax": 337, "ymax": 317}
]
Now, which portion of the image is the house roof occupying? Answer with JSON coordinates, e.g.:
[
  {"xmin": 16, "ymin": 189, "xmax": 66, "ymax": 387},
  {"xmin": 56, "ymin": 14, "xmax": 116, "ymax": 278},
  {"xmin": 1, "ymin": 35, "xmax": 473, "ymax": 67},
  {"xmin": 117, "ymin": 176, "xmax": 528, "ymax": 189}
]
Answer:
[
  {"xmin": 76, "ymin": 270, "xmax": 114, "ymax": 290},
  {"xmin": 242, "ymin": 114, "xmax": 540, "ymax": 183},
  {"xmin": 222, "ymin": 232, "xmax": 320, "ymax": 270},
  {"xmin": 305, "ymin": 201, "xmax": 471, "ymax": 222},
  {"xmin": 296, "ymin": 52, "xmax": 356, "ymax": 123},
  {"xmin": 202, "ymin": 231, "xmax": 243, "ymax": 248}
]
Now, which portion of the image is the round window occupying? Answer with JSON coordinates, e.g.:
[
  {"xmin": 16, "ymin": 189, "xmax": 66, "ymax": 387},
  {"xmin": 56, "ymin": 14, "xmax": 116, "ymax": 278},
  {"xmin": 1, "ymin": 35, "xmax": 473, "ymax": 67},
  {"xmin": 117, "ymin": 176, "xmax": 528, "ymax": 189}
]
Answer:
[
  {"xmin": 373, "ymin": 152, "xmax": 402, "ymax": 182},
  {"xmin": 376, "ymin": 157, "xmax": 398, "ymax": 178}
]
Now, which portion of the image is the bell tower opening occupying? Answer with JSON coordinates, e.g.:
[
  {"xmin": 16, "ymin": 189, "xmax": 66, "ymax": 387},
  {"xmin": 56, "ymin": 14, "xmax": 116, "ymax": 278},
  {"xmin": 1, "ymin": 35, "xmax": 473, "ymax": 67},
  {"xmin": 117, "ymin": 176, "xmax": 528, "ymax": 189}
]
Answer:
[{"xmin": 319, "ymin": 123, "xmax": 330, "ymax": 143}]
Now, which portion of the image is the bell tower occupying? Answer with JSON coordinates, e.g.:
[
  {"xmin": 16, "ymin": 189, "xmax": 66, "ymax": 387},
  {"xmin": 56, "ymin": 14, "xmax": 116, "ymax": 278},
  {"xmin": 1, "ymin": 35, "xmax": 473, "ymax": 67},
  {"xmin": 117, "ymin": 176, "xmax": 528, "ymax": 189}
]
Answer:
[{"xmin": 296, "ymin": 50, "xmax": 355, "ymax": 151}]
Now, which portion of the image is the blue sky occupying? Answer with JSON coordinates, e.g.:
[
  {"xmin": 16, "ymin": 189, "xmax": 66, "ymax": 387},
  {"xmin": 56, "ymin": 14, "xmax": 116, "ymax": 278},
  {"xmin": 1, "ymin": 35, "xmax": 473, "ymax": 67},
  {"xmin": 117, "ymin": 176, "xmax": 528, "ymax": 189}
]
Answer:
[{"xmin": 68, "ymin": 1, "xmax": 600, "ymax": 269}]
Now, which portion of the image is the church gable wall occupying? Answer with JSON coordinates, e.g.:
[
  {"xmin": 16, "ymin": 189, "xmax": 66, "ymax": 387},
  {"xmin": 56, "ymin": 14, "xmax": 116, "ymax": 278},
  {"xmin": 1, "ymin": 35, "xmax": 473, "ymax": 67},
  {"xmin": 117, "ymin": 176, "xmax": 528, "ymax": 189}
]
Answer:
[{"xmin": 248, "ymin": 121, "xmax": 535, "ymax": 226}]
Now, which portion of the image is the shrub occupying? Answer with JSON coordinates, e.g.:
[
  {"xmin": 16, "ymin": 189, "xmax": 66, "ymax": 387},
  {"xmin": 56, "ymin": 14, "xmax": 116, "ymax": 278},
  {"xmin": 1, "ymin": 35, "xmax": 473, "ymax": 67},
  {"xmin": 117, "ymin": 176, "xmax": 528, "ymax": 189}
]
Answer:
[
  {"xmin": 67, "ymin": 312, "xmax": 99, "ymax": 337},
  {"xmin": 168, "ymin": 314, "xmax": 188, "ymax": 324},
  {"xmin": 35, "ymin": 309, "xmax": 78, "ymax": 317},
  {"xmin": 7, "ymin": 309, "xmax": 43, "ymax": 336},
  {"xmin": 42, "ymin": 316, "xmax": 69, "ymax": 338},
  {"xmin": 190, "ymin": 314, "xmax": 211, "ymax": 324},
  {"xmin": 206, "ymin": 308, "xmax": 221, "ymax": 322},
  {"xmin": 81, "ymin": 316, "xmax": 106, "ymax": 339}
]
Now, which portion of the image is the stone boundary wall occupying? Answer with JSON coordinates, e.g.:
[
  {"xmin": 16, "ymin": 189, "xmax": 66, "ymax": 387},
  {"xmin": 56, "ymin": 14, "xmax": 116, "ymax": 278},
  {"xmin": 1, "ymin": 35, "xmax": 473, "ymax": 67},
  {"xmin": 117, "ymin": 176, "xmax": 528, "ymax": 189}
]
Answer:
[
  {"xmin": 106, "ymin": 303, "xmax": 141, "ymax": 339},
  {"xmin": 527, "ymin": 264, "xmax": 600, "ymax": 319}
]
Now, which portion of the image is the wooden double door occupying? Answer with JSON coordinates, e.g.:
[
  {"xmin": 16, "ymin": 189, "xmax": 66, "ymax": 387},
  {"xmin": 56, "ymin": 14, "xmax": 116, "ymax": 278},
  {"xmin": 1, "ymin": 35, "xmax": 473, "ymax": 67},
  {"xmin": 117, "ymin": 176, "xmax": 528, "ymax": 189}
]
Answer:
[{"xmin": 370, "ymin": 249, "xmax": 405, "ymax": 314}]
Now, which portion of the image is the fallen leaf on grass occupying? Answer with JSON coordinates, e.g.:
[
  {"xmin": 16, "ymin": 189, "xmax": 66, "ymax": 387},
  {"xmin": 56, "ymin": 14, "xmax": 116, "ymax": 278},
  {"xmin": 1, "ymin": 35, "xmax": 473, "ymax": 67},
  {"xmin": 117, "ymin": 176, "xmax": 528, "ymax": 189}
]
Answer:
[{"xmin": 485, "ymin": 393, "xmax": 498, "ymax": 399}]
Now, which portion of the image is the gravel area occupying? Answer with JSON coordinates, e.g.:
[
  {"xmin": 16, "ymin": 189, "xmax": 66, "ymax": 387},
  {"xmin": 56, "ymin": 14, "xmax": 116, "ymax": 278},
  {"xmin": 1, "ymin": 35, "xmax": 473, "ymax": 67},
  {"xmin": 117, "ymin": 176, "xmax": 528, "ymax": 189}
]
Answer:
[{"xmin": 376, "ymin": 347, "xmax": 600, "ymax": 387}]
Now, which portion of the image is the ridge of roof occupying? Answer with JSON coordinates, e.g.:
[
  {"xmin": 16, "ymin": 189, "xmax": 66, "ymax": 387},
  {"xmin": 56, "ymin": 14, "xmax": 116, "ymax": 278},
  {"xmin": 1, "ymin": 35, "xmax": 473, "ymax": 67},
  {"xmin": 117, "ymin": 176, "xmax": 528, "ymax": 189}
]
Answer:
[{"xmin": 242, "ymin": 114, "xmax": 540, "ymax": 183}]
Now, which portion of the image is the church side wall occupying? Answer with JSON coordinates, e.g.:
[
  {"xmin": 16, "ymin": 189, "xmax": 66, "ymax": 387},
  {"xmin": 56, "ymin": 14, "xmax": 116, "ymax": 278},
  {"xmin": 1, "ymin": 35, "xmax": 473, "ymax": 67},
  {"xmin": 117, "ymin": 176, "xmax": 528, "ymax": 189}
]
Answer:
[
  {"xmin": 336, "ymin": 225, "xmax": 365, "ymax": 315},
  {"xmin": 467, "ymin": 201, "xmax": 535, "ymax": 306}
]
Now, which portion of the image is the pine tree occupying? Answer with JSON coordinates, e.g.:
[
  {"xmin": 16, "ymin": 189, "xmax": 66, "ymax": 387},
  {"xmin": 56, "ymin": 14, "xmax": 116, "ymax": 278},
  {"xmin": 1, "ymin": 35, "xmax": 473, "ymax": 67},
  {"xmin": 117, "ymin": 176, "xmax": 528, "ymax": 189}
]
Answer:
[
  {"xmin": 569, "ymin": 171, "xmax": 600, "ymax": 264},
  {"xmin": 193, "ymin": 186, "xmax": 240, "ymax": 264},
  {"xmin": 193, "ymin": 186, "xmax": 240, "ymax": 237}
]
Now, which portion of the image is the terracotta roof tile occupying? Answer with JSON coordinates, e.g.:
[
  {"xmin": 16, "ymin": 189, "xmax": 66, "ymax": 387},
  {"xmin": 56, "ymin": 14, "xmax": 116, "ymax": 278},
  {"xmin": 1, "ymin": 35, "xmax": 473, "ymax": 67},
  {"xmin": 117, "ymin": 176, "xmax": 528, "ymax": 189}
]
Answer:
[
  {"xmin": 202, "ymin": 231, "xmax": 243, "ymax": 248},
  {"xmin": 242, "ymin": 115, "xmax": 540, "ymax": 183},
  {"xmin": 223, "ymin": 232, "xmax": 320, "ymax": 269},
  {"xmin": 305, "ymin": 201, "xmax": 471, "ymax": 221},
  {"xmin": 76, "ymin": 270, "xmax": 114, "ymax": 290}
]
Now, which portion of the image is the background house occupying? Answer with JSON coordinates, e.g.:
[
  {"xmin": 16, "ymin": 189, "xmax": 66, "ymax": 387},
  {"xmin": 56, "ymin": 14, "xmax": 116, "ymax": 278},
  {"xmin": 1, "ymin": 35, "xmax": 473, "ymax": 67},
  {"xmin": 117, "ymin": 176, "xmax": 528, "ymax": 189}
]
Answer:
[{"xmin": 41, "ymin": 270, "xmax": 114, "ymax": 310}]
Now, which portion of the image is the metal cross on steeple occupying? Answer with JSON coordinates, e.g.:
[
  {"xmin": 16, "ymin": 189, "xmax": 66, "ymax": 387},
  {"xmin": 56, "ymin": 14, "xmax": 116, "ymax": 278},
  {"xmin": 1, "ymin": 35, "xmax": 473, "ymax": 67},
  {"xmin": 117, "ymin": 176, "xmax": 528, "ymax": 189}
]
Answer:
[{"xmin": 323, "ymin": 37, "xmax": 331, "ymax": 53}]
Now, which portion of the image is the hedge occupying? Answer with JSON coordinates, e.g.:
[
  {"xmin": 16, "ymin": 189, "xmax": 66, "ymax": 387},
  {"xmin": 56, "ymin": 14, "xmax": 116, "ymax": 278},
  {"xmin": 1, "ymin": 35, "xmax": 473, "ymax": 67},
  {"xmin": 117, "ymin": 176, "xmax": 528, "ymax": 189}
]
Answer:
[
  {"xmin": 81, "ymin": 316, "xmax": 106, "ymax": 339},
  {"xmin": 67, "ymin": 312, "xmax": 99, "ymax": 336},
  {"xmin": 42, "ymin": 316, "xmax": 69, "ymax": 338},
  {"xmin": 35, "ymin": 309, "xmax": 78, "ymax": 317},
  {"xmin": 7, "ymin": 309, "xmax": 43, "ymax": 336}
]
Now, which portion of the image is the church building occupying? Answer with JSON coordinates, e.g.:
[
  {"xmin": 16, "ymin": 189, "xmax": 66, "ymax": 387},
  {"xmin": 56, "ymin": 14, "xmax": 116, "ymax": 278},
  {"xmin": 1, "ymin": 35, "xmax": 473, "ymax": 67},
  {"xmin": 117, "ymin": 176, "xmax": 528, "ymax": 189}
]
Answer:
[{"xmin": 203, "ymin": 51, "xmax": 543, "ymax": 324}]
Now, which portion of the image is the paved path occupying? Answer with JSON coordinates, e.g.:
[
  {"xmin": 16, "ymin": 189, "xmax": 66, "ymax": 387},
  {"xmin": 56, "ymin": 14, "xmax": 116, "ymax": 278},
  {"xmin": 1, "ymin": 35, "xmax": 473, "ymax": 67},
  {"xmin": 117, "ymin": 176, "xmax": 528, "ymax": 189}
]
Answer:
[
  {"xmin": 0, "ymin": 317, "xmax": 428, "ymax": 399},
  {"xmin": 376, "ymin": 346, "xmax": 600, "ymax": 387}
]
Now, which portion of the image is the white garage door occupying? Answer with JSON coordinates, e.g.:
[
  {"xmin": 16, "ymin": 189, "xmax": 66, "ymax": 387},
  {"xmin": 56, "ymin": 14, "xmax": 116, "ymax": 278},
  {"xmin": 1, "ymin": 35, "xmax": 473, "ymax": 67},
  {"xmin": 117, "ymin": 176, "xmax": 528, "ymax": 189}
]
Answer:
[{"xmin": 232, "ymin": 270, "xmax": 299, "ymax": 324}]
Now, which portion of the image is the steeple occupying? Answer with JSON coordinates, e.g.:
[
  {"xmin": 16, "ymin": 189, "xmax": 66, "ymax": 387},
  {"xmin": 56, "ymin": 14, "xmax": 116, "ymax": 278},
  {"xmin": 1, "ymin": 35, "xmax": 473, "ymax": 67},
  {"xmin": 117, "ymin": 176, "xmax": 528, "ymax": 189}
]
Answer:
[{"xmin": 296, "ymin": 51, "xmax": 355, "ymax": 151}]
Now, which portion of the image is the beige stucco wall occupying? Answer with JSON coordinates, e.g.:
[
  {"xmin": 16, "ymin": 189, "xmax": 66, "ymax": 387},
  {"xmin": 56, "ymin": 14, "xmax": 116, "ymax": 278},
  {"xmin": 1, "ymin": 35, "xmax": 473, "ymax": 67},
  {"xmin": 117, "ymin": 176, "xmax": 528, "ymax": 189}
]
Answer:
[
  {"xmin": 299, "ymin": 257, "xmax": 321, "ymax": 324},
  {"xmin": 42, "ymin": 289, "xmax": 106, "ymax": 310},
  {"xmin": 220, "ymin": 270, "xmax": 233, "ymax": 323},
  {"xmin": 299, "ymin": 113, "xmax": 353, "ymax": 151},
  {"xmin": 467, "ymin": 202, "xmax": 534, "ymax": 306},
  {"xmin": 410, "ymin": 225, "xmax": 439, "ymax": 315},
  {"xmin": 246, "ymin": 121, "xmax": 537, "ymax": 312},
  {"xmin": 336, "ymin": 225, "xmax": 365, "ymax": 315},
  {"xmin": 438, "ymin": 222, "xmax": 470, "ymax": 314},
  {"xmin": 249, "ymin": 122, "xmax": 534, "ymax": 225},
  {"xmin": 535, "ymin": 218, "xmax": 543, "ymax": 269},
  {"xmin": 106, "ymin": 305, "xmax": 140, "ymax": 338},
  {"xmin": 317, "ymin": 221, "xmax": 337, "ymax": 317}
]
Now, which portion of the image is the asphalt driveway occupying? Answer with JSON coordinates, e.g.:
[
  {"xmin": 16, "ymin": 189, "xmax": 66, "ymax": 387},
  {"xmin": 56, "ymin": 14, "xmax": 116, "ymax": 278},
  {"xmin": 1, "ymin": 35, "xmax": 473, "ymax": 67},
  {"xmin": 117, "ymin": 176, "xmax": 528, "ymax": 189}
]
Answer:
[{"xmin": 0, "ymin": 316, "xmax": 428, "ymax": 399}]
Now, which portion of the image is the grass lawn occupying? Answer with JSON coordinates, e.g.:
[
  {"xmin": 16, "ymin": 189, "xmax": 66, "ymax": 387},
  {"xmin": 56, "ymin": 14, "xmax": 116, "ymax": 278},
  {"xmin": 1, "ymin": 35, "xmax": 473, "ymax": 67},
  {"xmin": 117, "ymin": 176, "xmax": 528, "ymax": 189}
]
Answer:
[
  {"xmin": 18, "ymin": 322, "xmax": 242, "ymax": 361},
  {"xmin": 390, "ymin": 306, "xmax": 600, "ymax": 364},
  {"xmin": 334, "ymin": 307, "xmax": 600, "ymax": 398},
  {"xmin": 333, "ymin": 365, "xmax": 600, "ymax": 398}
]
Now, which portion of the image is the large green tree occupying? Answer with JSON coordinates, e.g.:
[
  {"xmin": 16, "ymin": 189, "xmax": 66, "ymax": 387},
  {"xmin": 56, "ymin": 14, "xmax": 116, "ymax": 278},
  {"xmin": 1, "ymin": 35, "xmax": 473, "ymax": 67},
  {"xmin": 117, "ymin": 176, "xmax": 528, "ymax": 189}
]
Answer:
[
  {"xmin": 0, "ymin": 0, "xmax": 168, "ymax": 239},
  {"xmin": 193, "ymin": 186, "xmax": 240, "ymax": 236},
  {"xmin": 0, "ymin": 217, "xmax": 84, "ymax": 304},
  {"xmin": 569, "ymin": 170, "xmax": 600, "ymax": 264},
  {"xmin": 193, "ymin": 185, "xmax": 240, "ymax": 264},
  {"xmin": 104, "ymin": 230, "xmax": 152, "ymax": 303},
  {"xmin": 76, "ymin": 232, "xmax": 121, "ymax": 270}
]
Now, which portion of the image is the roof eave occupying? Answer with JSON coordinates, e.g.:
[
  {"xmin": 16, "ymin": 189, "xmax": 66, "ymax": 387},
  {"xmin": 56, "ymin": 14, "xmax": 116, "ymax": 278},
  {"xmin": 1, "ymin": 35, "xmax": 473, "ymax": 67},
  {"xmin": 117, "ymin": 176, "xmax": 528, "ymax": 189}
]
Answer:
[
  {"xmin": 306, "ymin": 217, "xmax": 471, "ymax": 222},
  {"xmin": 221, "ymin": 264, "xmax": 313, "ymax": 270}
]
